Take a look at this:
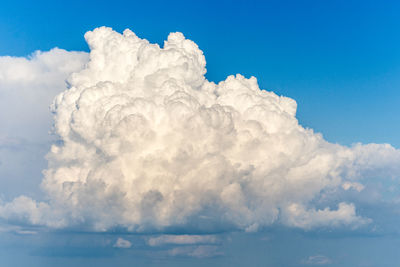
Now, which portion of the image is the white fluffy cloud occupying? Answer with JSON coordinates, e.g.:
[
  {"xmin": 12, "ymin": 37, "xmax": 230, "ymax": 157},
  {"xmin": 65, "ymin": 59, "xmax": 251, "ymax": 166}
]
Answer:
[{"xmin": 0, "ymin": 27, "xmax": 399, "ymax": 233}]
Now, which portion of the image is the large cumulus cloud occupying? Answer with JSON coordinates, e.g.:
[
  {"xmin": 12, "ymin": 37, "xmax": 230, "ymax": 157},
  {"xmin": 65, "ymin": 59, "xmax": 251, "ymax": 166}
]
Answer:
[{"xmin": 1, "ymin": 27, "xmax": 399, "ymax": 232}]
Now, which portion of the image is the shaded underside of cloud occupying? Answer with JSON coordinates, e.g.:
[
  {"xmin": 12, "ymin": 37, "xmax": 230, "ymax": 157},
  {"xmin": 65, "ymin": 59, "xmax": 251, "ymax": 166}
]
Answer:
[{"xmin": 0, "ymin": 27, "xmax": 400, "ymax": 234}]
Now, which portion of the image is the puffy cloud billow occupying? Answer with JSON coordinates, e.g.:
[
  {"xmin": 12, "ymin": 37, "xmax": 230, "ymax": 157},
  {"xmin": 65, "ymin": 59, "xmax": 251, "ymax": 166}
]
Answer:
[{"xmin": 1, "ymin": 27, "xmax": 400, "ymax": 233}]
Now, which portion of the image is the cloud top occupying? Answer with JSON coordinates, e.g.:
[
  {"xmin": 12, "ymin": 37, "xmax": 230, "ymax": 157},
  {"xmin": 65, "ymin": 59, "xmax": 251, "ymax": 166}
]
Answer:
[{"xmin": 1, "ymin": 27, "xmax": 399, "ymax": 233}]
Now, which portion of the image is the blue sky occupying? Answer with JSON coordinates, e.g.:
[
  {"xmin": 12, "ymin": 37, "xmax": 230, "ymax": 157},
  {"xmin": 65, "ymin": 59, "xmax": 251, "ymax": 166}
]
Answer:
[{"xmin": 1, "ymin": 0, "xmax": 400, "ymax": 266}]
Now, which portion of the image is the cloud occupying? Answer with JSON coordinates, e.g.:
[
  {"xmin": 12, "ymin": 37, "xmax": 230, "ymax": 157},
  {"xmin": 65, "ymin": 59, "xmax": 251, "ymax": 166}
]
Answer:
[
  {"xmin": 0, "ymin": 224, "xmax": 37, "ymax": 235},
  {"xmin": 15, "ymin": 229, "xmax": 37, "ymax": 235},
  {"xmin": 282, "ymin": 202, "xmax": 370, "ymax": 229},
  {"xmin": 167, "ymin": 245, "xmax": 222, "ymax": 258},
  {"xmin": 0, "ymin": 48, "xmax": 89, "ymax": 200},
  {"xmin": 147, "ymin": 235, "xmax": 218, "ymax": 246},
  {"xmin": 302, "ymin": 255, "xmax": 332, "ymax": 265},
  {"xmin": 0, "ymin": 48, "xmax": 88, "ymax": 143},
  {"xmin": 0, "ymin": 27, "xmax": 400, "ymax": 233},
  {"xmin": 113, "ymin": 237, "xmax": 132, "ymax": 248},
  {"xmin": 342, "ymin": 181, "xmax": 364, "ymax": 192}
]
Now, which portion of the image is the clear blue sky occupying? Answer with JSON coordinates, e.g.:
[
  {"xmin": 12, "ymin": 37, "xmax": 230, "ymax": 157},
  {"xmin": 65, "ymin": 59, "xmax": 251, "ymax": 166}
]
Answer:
[{"xmin": 1, "ymin": 1, "xmax": 400, "ymax": 266}]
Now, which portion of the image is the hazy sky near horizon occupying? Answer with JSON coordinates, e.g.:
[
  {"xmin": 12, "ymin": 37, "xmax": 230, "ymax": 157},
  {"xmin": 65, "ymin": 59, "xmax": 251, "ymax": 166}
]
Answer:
[{"xmin": 1, "ymin": 1, "xmax": 400, "ymax": 266}]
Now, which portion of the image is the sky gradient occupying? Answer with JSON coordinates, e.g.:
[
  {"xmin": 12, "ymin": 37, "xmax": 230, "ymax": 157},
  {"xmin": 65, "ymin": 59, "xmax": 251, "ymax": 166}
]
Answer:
[{"xmin": 1, "ymin": 1, "xmax": 400, "ymax": 266}]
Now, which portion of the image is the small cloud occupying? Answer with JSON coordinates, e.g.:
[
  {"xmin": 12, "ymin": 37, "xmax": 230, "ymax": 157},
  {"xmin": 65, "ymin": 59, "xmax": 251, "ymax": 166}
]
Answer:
[
  {"xmin": 167, "ymin": 245, "xmax": 222, "ymax": 258},
  {"xmin": 302, "ymin": 255, "xmax": 332, "ymax": 265},
  {"xmin": 245, "ymin": 223, "xmax": 259, "ymax": 232},
  {"xmin": 15, "ymin": 229, "xmax": 37, "ymax": 235},
  {"xmin": 146, "ymin": 234, "xmax": 218, "ymax": 247},
  {"xmin": 0, "ymin": 224, "xmax": 38, "ymax": 235},
  {"xmin": 342, "ymin": 182, "xmax": 365, "ymax": 192},
  {"xmin": 113, "ymin": 237, "xmax": 131, "ymax": 249}
]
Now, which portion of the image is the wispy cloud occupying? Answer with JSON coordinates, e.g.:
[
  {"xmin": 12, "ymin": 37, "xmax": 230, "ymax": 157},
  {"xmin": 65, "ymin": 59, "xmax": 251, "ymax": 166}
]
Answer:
[
  {"xmin": 302, "ymin": 255, "xmax": 332, "ymax": 265},
  {"xmin": 113, "ymin": 237, "xmax": 131, "ymax": 249},
  {"xmin": 147, "ymin": 235, "xmax": 218, "ymax": 247},
  {"xmin": 167, "ymin": 245, "xmax": 222, "ymax": 258}
]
